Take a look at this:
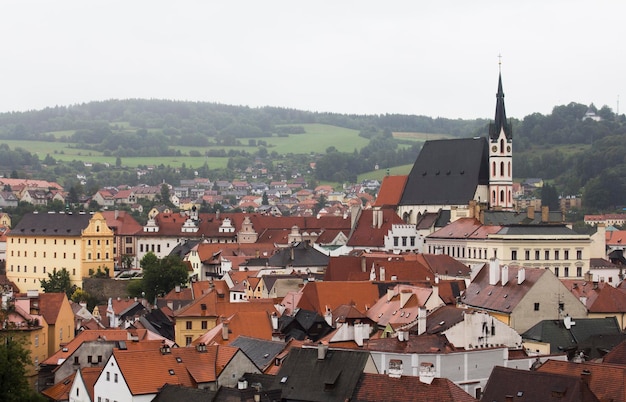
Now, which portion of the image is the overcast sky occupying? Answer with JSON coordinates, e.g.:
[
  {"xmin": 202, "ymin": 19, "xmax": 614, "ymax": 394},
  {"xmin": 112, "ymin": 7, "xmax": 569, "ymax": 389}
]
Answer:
[{"xmin": 1, "ymin": 1, "xmax": 624, "ymax": 119}]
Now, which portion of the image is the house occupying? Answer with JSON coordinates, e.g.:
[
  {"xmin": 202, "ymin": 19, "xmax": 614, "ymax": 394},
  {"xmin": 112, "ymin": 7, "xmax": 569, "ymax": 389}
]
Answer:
[
  {"xmin": 172, "ymin": 283, "xmax": 277, "ymax": 346},
  {"xmin": 39, "ymin": 328, "xmax": 174, "ymax": 389},
  {"xmin": 522, "ymin": 316, "xmax": 624, "ymax": 359},
  {"xmin": 345, "ymin": 207, "xmax": 420, "ymax": 253},
  {"xmin": 425, "ymin": 207, "xmax": 594, "ymax": 278},
  {"xmin": 93, "ymin": 343, "xmax": 260, "ymax": 401},
  {"xmin": 272, "ymin": 346, "xmax": 378, "ymax": 402},
  {"xmin": 45, "ymin": 367, "xmax": 101, "ymax": 402},
  {"xmin": 0, "ymin": 191, "xmax": 18, "ymax": 208},
  {"xmin": 101, "ymin": 210, "xmax": 143, "ymax": 271},
  {"xmin": 460, "ymin": 259, "xmax": 588, "ymax": 333},
  {"xmin": 192, "ymin": 311, "xmax": 277, "ymax": 345},
  {"xmin": 481, "ymin": 365, "xmax": 599, "ymax": 402},
  {"xmin": 278, "ymin": 308, "xmax": 334, "ymax": 342},
  {"xmin": 562, "ymin": 278, "xmax": 626, "ymax": 328},
  {"xmin": 426, "ymin": 305, "xmax": 523, "ymax": 350},
  {"xmin": 265, "ymin": 240, "xmax": 330, "ymax": 274},
  {"xmin": 6, "ymin": 211, "xmax": 115, "ymax": 291},
  {"xmin": 228, "ymin": 336, "xmax": 287, "ymax": 372},
  {"xmin": 280, "ymin": 281, "xmax": 380, "ymax": 316}
]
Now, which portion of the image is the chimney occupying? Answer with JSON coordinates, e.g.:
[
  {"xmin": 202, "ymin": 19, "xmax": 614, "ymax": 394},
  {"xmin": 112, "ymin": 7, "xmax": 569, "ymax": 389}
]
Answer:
[
  {"xmin": 501, "ymin": 265, "xmax": 509, "ymax": 286},
  {"xmin": 489, "ymin": 258, "xmax": 501, "ymax": 285},
  {"xmin": 400, "ymin": 290, "xmax": 412, "ymax": 308},
  {"xmin": 324, "ymin": 308, "xmax": 333, "ymax": 327},
  {"xmin": 290, "ymin": 246, "xmax": 295, "ymax": 261},
  {"xmin": 354, "ymin": 322, "xmax": 364, "ymax": 347},
  {"xmin": 350, "ymin": 205, "xmax": 361, "ymax": 229},
  {"xmin": 518, "ymin": 268, "xmax": 525, "ymax": 285},
  {"xmin": 175, "ymin": 285, "xmax": 180, "ymax": 293},
  {"xmin": 527, "ymin": 206, "xmax": 535, "ymax": 220},
  {"xmin": 418, "ymin": 362, "xmax": 435, "ymax": 384},
  {"xmin": 468, "ymin": 200, "xmax": 476, "ymax": 219},
  {"xmin": 377, "ymin": 209, "xmax": 383, "ymax": 229},
  {"xmin": 222, "ymin": 322, "xmax": 229, "ymax": 341},
  {"xmin": 417, "ymin": 306, "xmax": 427, "ymax": 336},
  {"xmin": 361, "ymin": 256, "xmax": 366, "ymax": 273},
  {"xmin": 372, "ymin": 209, "xmax": 378, "ymax": 229},
  {"xmin": 380, "ymin": 266, "xmax": 386, "ymax": 282},
  {"xmin": 541, "ymin": 205, "xmax": 549, "ymax": 223},
  {"xmin": 386, "ymin": 287, "xmax": 395, "ymax": 302},
  {"xmin": 317, "ymin": 342, "xmax": 328, "ymax": 360},
  {"xmin": 271, "ymin": 312, "xmax": 279, "ymax": 331},
  {"xmin": 114, "ymin": 209, "xmax": 119, "ymax": 220}
]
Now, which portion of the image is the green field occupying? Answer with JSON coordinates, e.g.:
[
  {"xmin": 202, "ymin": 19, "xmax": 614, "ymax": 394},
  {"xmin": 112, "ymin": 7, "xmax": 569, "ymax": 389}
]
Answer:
[
  {"xmin": 267, "ymin": 124, "xmax": 368, "ymax": 154},
  {"xmin": 357, "ymin": 164, "xmax": 414, "ymax": 182},
  {"xmin": 393, "ymin": 132, "xmax": 455, "ymax": 141}
]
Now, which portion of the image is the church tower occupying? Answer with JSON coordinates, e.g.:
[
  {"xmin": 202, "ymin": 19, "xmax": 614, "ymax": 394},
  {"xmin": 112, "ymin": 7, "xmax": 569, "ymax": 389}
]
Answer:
[{"xmin": 488, "ymin": 70, "xmax": 513, "ymax": 210}]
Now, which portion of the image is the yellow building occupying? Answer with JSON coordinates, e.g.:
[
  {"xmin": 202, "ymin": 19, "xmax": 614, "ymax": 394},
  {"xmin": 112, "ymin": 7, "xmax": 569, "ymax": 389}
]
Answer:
[{"xmin": 6, "ymin": 211, "xmax": 114, "ymax": 292}]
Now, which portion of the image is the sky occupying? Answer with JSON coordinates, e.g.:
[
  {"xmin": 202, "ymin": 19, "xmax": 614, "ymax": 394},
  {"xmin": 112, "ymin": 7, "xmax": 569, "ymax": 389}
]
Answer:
[{"xmin": 1, "ymin": 1, "xmax": 625, "ymax": 120}]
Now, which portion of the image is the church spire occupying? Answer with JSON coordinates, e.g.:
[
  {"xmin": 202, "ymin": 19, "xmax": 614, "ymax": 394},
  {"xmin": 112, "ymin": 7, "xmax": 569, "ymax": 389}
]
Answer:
[{"xmin": 489, "ymin": 72, "xmax": 512, "ymax": 141}]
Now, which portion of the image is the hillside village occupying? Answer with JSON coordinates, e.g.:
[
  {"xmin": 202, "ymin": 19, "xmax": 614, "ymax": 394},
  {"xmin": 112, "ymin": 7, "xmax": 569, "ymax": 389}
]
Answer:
[{"xmin": 4, "ymin": 74, "xmax": 626, "ymax": 402}]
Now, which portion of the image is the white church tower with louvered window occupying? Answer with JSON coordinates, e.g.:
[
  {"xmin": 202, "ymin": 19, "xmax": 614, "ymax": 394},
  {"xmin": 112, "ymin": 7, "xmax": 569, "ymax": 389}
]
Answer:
[{"xmin": 488, "ymin": 69, "xmax": 513, "ymax": 210}]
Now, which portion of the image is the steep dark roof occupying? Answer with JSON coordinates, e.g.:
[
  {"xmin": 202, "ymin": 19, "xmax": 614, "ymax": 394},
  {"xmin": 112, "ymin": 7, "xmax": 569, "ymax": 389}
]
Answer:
[
  {"xmin": 268, "ymin": 241, "xmax": 329, "ymax": 268},
  {"xmin": 399, "ymin": 137, "xmax": 489, "ymax": 206},
  {"xmin": 489, "ymin": 73, "xmax": 512, "ymax": 141},
  {"xmin": 230, "ymin": 336, "xmax": 286, "ymax": 371},
  {"xmin": 152, "ymin": 384, "xmax": 216, "ymax": 402},
  {"xmin": 274, "ymin": 347, "xmax": 371, "ymax": 402},
  {"xmin": 522, "ymin": 317, "xmax": 622, "ymax": 356},
  {"xmin": 10, "ymin": 212, "xmax": 92, "ymax": 236}
]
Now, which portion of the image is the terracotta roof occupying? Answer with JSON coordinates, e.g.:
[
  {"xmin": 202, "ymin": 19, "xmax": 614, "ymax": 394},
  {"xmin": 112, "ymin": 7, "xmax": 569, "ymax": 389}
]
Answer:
[
  {"xmin": 173, "ymin": 288, "xmax": 277, "ymax": 319},
  {"xmin": 425, "ymin": 305, "xmax": 467, "ymax": 334},
  {"xmin": 347, "ymin": 209, "xmax": 405, "ymax": 247},
  {"xmin": 364, "ymin": 333, "xmax": 456, "ymax": 354},
  {"xmin": 373, "ymin": 175, "xmax": 408, "ymax": 208},
  {"xmin": 562, "ymin": 279, "xmax": 626, "ymax": 312},
  {"xmin": 101, "ymin": 210, "xmax": 143, "ymax": 235},
  {"xmin": 352, "ymin": 372, "xmax": 477, "ymax": 402},
  {"xmin": 36, "ymin": 292, "xmax": 67, "ymax": 325},
  {"xmin": 428, "ymin": 217, "xmax": 502, "ymax": 240},
  {"xmin": 42, "ymin": 371, "xmax": 76, "ymax": 400},
  {"xmin": 415, "ymin": 254, "xmax": 472, "ymax": 277},
  {"xmin": 366, "ymin": 284, "xmax": 434, "ymax": 327},
  {"xmin": 193, "ymin": 311, "xmax": 274, "ymax": 345},
  {"xmin": 437, "ymin": 280, "xmax": 466, "ymax": 305},
  {"xmin": 603, "ymin": 339, "xmax": 626, "ymax": 365},
  {"xmin": 606, "ymin": 230, "xmax": 626, "ymax": 245},
  {"xmin": 78, "ymin": 367, "xmax": 102, "ymax": 402},
  {"xmin": 537, "ymin": 359, "xmax": 626, "ymax": 402},
  {"xmin": 296, "ymin": 281, "xmax": 380, "ymax": 314}
]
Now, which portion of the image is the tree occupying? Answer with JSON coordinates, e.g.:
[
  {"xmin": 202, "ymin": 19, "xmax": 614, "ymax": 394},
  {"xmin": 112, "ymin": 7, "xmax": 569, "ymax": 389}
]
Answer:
[
  {"xmin": 160, "ymin": 184, "xmax": 171, "ymax": 206},
  {"xmin": 40, "ymin": 268, "xmax": 74, "ymax": 299},
  {"xmin": 139, "ymin": 253, "xmax": 189, "ymax": 302},
  {"xmin": 115, "ymin": 156, "xmax": 122, "ymax": 168},
  {"xmin": 262, "ymin": 191, "xmax": 269, "ymax": 206},
  {"xmin": 540, "ymin": 183, "xmax": 560, "ymax": 211},
  {"xmin": 0, "ymin": 334, "xmax": 46, "ymax": 401}
]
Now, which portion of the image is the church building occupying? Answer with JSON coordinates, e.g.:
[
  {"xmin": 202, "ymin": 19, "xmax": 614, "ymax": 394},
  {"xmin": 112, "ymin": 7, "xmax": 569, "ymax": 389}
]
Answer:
[{"xmin": 395, "ymin": 72, "xmax": 513, "ymax": 225}]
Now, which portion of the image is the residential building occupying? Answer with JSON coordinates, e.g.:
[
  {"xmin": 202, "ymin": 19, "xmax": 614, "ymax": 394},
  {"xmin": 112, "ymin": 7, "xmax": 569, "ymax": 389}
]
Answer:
[
  {"xmin": 6, "ymin": 212, "xmax": 115, "ymax": 291},
  {"xmin": 460, "ymin": 259, "xmax": 588, "ymax": 333}
]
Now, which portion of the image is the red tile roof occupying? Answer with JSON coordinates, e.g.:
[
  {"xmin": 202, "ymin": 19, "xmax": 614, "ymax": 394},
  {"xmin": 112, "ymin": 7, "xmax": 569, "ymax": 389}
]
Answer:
[
  {"xmin": 346, "ymin": 209, "xmax": 405, "ymax": 247},
  {"xmin": 295, "ymin": 281, "xmax": 380, "ymax": 314},
  {"xmin": 537, "ymin": 359, "xmax": 626, "ymax": 402},
  {"xmin": 373, "ymin": 175, "xmax": 408, "ymax": 207},
  {"xmin": 352, "ymin": 372, "xmax": 477, "ymax": 402}
]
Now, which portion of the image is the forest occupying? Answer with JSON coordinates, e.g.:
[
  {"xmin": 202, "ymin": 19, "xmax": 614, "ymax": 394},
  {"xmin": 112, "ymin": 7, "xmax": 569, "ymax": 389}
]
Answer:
[{"xmin": 0, "ymin": 99, "xmax": 624, "ymax": 212}]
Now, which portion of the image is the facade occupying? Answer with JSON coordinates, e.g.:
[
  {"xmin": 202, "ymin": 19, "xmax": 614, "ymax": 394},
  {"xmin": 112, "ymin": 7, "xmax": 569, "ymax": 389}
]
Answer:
[
  {"xmin": 425, "ymin": 210, "xmax": 592, "ymax": 278},
  {"xmin": 6, "ymin": 212, "xmax": 115, "ymax": 291}
]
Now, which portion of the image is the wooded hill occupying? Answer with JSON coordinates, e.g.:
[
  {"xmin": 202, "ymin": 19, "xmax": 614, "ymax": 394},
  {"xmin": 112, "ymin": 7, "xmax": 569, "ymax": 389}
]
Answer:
[{"xmin": 0, "ymin": 99, "xmax": 624, "ymax": 212}]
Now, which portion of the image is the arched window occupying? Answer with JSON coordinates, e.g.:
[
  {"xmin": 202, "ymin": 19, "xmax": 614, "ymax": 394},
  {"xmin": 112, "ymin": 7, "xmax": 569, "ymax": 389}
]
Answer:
[
  {"xmin": 500, "ymin": 190, "xmax": 505, "ymax": 203},
  {"xmin": 508, "ymin": 190, "xmax": 512, "ymax": 203},
  {"xmin": 500, "ymin": 162, "xmax": 505, "ymax": 176},
  {"xmin": 500, "ymin": 139, "xmax": 505, "ymax": 153},
  {"xmin": 492, "ymin": 161, "xmax": 496, "ymax": 177},
  {"xmin": 492, "ymin": 190, "xmax": 496, "ymax": 203},
  {"xmin": 508, "ymin": 161, "xmax": 511, "ymax": 177}
]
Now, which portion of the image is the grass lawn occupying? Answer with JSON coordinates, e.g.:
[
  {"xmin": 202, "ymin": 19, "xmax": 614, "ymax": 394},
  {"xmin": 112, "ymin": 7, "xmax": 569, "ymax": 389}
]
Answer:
[
  {"xmin": 357, "ymin": 164, "xmax": 413, "ymax": 182},
  {"xmin": 393, "ymin": 132, "xmax": 455, "ymax": 141}
]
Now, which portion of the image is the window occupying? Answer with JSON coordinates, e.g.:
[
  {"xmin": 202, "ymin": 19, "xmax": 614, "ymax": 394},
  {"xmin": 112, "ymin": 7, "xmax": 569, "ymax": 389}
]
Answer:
[
  {"xmin": 511, "ymin": 250, "xmax": 517, "ymax": 260},
  {"xmin": 106, "ymin": 371, "xmax": 110, "ymax": 381},
  {"xmin": 88, "ymin": 355, "xmax": 93, "ymax": 363},
  {"xmin": 410, "ymin": 237, "xmax": 415, "ymax": 247},
  {"xmin": 126, "ymin": 237, "xmax": 132, "ymax": 244},
  {"xmin": 525, "ymin": 250, "xmax": 530, "ymax": 260},
  {"xmin": 201, "ymin": 321, "xmax": 208, "ymax": 329},
  {"xmin": 554, "ymin": 250, "xmax": 559, "ymax": 260},
  {"xmin": 577, "ymin": 250, "xmax": 582, "ymax": 259},
  {"xmin": 559, "ymin": 302, "xmax": 564, "ymax": 311},
  {"xmin": 98, "ymin": 355, "xmax": 103, "ymax": 363},
  {"xmin": 401, "ymin": 237, "xmax": 407, "ymax": 247},
  {"xmin": 564, "ymin": 250, "xmax": 569, "ymax": 260},
  {"xmin": 35, "ymin": 335, "xmax": 39, "ymax": 347},
  {"xmin": 185, "ymin": 336, "xmax": 192, "ymax": 346},
  {"xmin": 577, "ymin": 267, "xmax": 582, "ymax": 277},
  {"xmin": 88, "ymin": 240, "xmax": 91, "ymax": 245},
  {"xmin": 97, "ymin": 240, "xmax": 100, "ymax": 245},
  {"xmin": 74, "ymin": 356, "xmax": 79, "ymax": 365},
  {"xmin": 186, "ymin": 321, "xmax": 192, "ymax": 330},
  {"xmin": 545, "ymin": 250, "xmax": 550, "ymax": 260},
  {"xmin": 564, "ymin": 267, "xmax": 569, "ymax": 277},
  {"xmin": 114, "ymin": 373, "xmax": 118, "ymax": 383},
  {"xmin": 554, "ymin": 267, "xmax": 559, "ymax": 277},
  {"xmin": 534, "ymin": 303, "xmax": 540, "ymax": 311}
]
